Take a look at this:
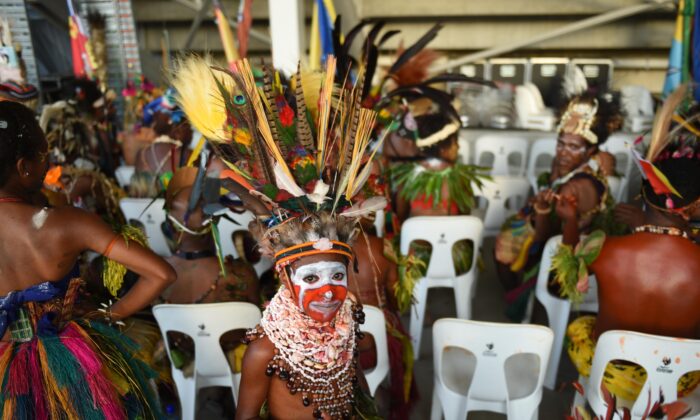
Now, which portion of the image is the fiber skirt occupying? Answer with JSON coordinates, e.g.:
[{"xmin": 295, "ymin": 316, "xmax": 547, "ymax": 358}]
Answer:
[{"xmin": 0, "ymin": 319, "xmax": 161, "ymax": 420}]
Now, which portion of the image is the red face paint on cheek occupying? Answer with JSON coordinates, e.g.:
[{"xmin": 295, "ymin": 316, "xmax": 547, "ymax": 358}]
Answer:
[{"xmin": 301, "ymin": 284, "xmax": 347, "ymax": 323}]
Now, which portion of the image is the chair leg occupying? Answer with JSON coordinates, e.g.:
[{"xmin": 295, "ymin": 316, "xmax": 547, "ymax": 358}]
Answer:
[
  {"xmin": 410, "ymin": 281, "xmax": 429, "ymax": 360},
  {"xmin": 543, "ymin": 303, "xmax": 569, "ymax": 390},
  {"xmin": 177, "ymin": 379, "xmax": 198, "ymax": 420},
  {"xmin": 430, "ymin": 388, "xmax": 442, "ymax": 420},
  {"xmin": 453, "ymin": 277, "xmax": 473, "ymax": 320}
]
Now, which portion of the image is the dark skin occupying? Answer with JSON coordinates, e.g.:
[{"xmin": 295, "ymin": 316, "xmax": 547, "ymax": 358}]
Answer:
[
  {"xmin": 134, "ymin": 116, "xmax": 193, "ymax": 175},
  {"xmin": 349, "ymin": 224, "xmax": 399, "ymax": 369},
  {"xmin": 495, "ymin": 133, "xmax": 614, "ymax": 291},
  {"xmin": 0, "ymin": 125, "xmax": 175, "ymax": 338},
  {"xmin": 160, "ymin": 185, "xmax": 259, "ymax": 306},
  {"xmin": 558, "ymin": 199, "xmax": 700, "ymax": 340},
  {"xmin": 236, "ymin": 253, "xmax": 369, "ymax": 420}
]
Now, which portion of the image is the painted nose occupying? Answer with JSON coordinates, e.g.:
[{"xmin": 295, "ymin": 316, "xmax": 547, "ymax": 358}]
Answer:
[{"xmin": 323, "ymin": 290, "xmax": 333, "ymax": 300}]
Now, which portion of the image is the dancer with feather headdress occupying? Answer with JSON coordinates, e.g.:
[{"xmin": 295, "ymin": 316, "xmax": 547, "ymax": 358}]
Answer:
[{"xmin": 172, "ymin": 55, "xmax": 383, "ymax": 419}]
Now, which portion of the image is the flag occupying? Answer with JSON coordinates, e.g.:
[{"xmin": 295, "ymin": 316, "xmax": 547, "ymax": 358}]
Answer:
[
  {"xmin": 309, "ymin": 0, "xmax": 336, "ymax": 70},
  {"xmin": 631, "ymin": 149, "xmax": 682, "ymax": 198},
  {"xmin": 663, "ymin": 0, "xmax": 696, "ymax": 97},
  {"xmin": 67, "ymin": 0, "xmax": 93, "ymax": 78},
  {"xmin": 213, "ymin": 0, "xmax": 239, "ymax": 70},
  {"xmin": 237, "ymin": 0, "xmax": 253, "ymax": 58}
]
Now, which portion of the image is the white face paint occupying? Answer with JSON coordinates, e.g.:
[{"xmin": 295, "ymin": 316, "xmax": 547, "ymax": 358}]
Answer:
[{"xmin": 290, "ymin": 261, "xmax": 348, "ymax": 320}]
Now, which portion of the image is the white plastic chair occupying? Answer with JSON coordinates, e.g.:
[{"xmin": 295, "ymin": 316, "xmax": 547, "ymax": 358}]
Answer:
[
  {"xmin": 457, "ymin": 130, "xmax": 471, "ymax": 165},
  {"xmin": 574, "ymin": 330, "xmax": 700, "ymax": 419},
  {"xmin": 600, "ymin": 133, "xmax": 635, "ymax": 202},
  {"xmin": 152, "ymin": 302, "xmax": 262, "ymax": 420},
  {"xmin": 531, "ymin": 235, "xmax": 599, "ymax": 390},
  {"xmin": 475, "ymin": 135, "xmax": 529, "ymax": 177},
  {"xmin": 526, "ymin": 137, "xmax": 557, "ymax": 193},
  {"xmin": 119, "ymin": 198, "xmax": 172, "ymax": 256},
  {"xmin": 606, "ymin": 176, "xmax": 622, "ymax": 204},
  {"xmin": 401, "ymin": 216, "xmax": 484, "ymax": 359},
  {"xmin": 431, "ymin": 319, "xmax": 554, "ymax": 420},
  {"xmin": 115, "ymin": 165, "xmax": 135, "ymax": 188},
  {"xmin": 359, "ymin": 305, "xmax": 390, "ymax": 397},
  {"xmin": 216, "ymin": 209, "xmax": 272, "ymax": 277},
  {"xmin": 515, "ymin": 83, "xmax": 556, "ymax": 131},
  {"xmin": 472, "ymin": 176, "xmax": 531, "ymax": 237}
]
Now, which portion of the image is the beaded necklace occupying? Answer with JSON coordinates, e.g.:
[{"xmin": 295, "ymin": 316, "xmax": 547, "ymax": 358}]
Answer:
[
  {"xmin": 245, "ymin": 287, "xmax": 365, "ymax": 419},
  {"xmin": 633, "ymin": 224, "xmax": 690, "ymax": 240}
]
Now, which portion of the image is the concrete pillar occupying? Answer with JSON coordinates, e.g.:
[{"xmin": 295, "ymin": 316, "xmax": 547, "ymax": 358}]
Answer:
[{"xmin": 268, "ymin": 0, "xmax": 305, "ymax": 76}]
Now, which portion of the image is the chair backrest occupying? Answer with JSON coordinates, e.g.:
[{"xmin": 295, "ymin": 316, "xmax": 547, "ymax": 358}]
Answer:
[
  {"xmin": 474, "ymin": 135, "xmax": 529, "ymax": 176},
  {"xmin": 599, "ymin": 133, "xmax": 634, "ymax": 179},
  {"xmin": 153, "ymin": 302, "xmax": 262, "ymax": 378},
  {"xmin": 606, "ymin": 176, "xmax": 622, "ymax": 203},
  {"xmin": 217, "ymin": 210, "xmax": 256, "ymax": 259},
  {"xmin": 400, "ymin": 216, "xmax": 483, "ymax": 279},
  {"xmin": 526, "ymin": 137, "xmax": 557, "ymax": 192},
  {"xmin": 359, "ymin": 305, "xmax": 390, "ymax": 396},
  {"xmin": 474, "ymin": 176, "xmax": 531, "ymax": 232},
  {"xmin": 115, "ymin": 165, "xmax": 135, "ymax": 188},
  {"xmin": 216, "ymin": 209, "xmax": 272, "ymax": 276},
  {"xmin": 457, "ymin": 131, "xmax": 471, "ymax": 165},
  {"xmin": 589, "ymin": 330, "xmax": 700, "ymax": 417},
  {"xmin": 433, "ymin": 318, "xmax": 553, "ymax": 402},
  {"xmin": 119, "ymin": 198, "xmax": 171, "ymax": 256}
]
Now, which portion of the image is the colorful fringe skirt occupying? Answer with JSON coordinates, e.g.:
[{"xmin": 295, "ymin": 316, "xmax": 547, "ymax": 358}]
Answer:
[
  {"xmin": 0, "ymin": 318, "xmax": 162, "ymax": 420},
  {"xmin": 567, "ymin": 316, "xmax": 700, "ymax": 401}
]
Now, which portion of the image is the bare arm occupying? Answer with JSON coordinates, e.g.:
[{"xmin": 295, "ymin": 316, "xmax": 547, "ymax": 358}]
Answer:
[
  {"xmin": 236, "ymin": 337, "xmax": 273, "ymax": 420},
  {"xmin": 62, "ymin": 207, "xmax": 175, "ymax": 319},
  {"xmin": 556, "ymin": 179, "xmax": 599, "ymax": 246}
]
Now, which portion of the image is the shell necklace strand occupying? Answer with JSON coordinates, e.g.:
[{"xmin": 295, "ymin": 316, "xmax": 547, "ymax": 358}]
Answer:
[{"xmin": 245, "ymin": 286, "xmax": 365, "ymax": 419}]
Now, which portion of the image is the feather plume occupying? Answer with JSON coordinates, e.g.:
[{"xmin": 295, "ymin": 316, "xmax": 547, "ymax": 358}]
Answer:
[
  {"xmin": 316, "ymin": 57, "xmax": 337, "ymax": 169},
  {"xmin": 390, "ymin": 45, "xmax": 441, "ymax": 87},
  {"xmin": 262, "ymin": 65, "xmax": 285, "ymax": 154},
  {"xmin": 171, "ymin": 56, "xmax": 233, "ymax": 143},
  {"xmin": 647, "ymin": 84, "xmax": 687, "ymax": 161},
  {"xmin": 385, "ymin": 23, "xmax": 443, "ymax": 82},
  {"xmin": 274, "ymin": 162, "xmax": 305, "ymax": 197},
  {"xmin": 301, "ymin": 69, "xmax": 323, "ymax": 121},
  {"xmin": 562, "ymin": 64, "xmax": 588, "ymax": 99},
  {"xmin": 340, "ymin": 196, "xmax": 387, "ymax": 218},
  {"xmin": 294, "ymin": 63, "xmax": 315, "ymax": 152}
]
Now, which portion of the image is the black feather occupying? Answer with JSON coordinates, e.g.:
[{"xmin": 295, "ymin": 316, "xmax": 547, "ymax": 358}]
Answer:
[
  {"xmin": 423, "ymin": 73, "xmax": 496, "ymax": 88},
  {"xmin": 377, "ymin": 29, "xmax": 401, "ymax": 47},
  {"xmin": 386, "ymin": 23, "xmax": 443, "ymax": 76}
]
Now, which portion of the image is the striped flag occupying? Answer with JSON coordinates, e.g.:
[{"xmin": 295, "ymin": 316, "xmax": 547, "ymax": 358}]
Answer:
[
  {"xmin": 309, "ymin": 0, "xmax": 336, "ymax": 70},
  {"xmin": 67, "ymin": 0, "xmax": 93, "ymax": 78},
  {"xmin": 663, "ymin": 0, "xmax": 696, "ymax": 97}
]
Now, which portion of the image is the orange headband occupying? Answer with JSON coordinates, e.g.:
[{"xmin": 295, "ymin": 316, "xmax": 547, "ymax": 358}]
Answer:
[{"xmin": 274, "ymin": 240, "xmax": 354, "ymax": 268}]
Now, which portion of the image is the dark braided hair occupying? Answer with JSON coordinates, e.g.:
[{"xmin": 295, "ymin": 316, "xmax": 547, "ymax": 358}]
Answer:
[{"xmin": 0, "ymin": 101, "xmax": 44, "ymax": 186}]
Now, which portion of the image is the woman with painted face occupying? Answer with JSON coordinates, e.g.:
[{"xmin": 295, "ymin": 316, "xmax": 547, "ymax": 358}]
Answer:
[
  {"xmin": 0, "ymin": 101, "xmax": 175, "ymax": 417},
  {"xmin": 494, "ymin": 95, "xmax": 623, "ymax": 321},
  {"xmin": 171, "ymin": 56, "xmax": 380, "ymax": 419}
]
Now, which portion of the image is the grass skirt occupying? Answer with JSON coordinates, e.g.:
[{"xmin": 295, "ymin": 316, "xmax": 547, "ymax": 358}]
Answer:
[{"xmin": 0, "ymin": 318, "xmax": 161, "ymax": 420}]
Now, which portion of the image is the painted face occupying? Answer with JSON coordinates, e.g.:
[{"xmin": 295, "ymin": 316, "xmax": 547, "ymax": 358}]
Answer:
[
  {"xmin": 554, "ymin": 133, "xmax": 591, "ymax": 175},
  {"xmin": 290, "ymin": 260, "xmax": 348, "ymax": 323}
]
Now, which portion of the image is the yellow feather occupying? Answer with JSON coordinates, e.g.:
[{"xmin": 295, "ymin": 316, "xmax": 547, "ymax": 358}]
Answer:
[{"xmin": 170, "ymin": 56, "xmax": 235, "ymax": 144}]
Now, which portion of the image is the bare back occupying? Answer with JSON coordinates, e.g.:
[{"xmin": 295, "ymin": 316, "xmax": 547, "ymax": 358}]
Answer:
[
  {"xmin": 592, "ymin": 233, "xmax": 700, "ymax": 339},
  {"xmin": 0, "ymin": 203, "xmax": 93, "ymax": 294}
]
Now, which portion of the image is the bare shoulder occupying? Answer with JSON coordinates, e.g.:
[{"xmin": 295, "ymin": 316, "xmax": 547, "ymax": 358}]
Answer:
[
  {"xmin": 595, "ymin": 151, "xmax": 616, "ymax": 175},
  {"xmin": 243, "ymin": 334, "xmax": 275, "ymax": 366}
]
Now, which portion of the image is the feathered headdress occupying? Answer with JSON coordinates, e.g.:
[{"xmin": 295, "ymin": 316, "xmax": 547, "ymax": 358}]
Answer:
[
  {"xmin": 634, "ymin": 84, "xmax": 700, "ymax": 218},
  {"xmin": 171, "ymin": 56, "xmax": 387, "ymax": 267}
]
